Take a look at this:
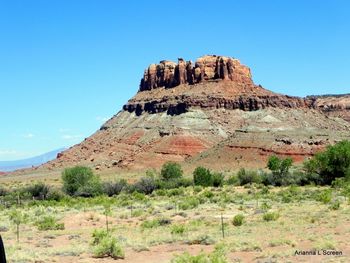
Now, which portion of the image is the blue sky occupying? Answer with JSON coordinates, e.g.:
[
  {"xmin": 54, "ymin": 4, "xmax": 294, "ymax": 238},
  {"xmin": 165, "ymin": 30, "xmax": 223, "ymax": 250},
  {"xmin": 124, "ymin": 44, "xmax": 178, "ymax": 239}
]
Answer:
[{"xmin": 0, "ymin": 0, "xmax": 349, "ymax": 161}]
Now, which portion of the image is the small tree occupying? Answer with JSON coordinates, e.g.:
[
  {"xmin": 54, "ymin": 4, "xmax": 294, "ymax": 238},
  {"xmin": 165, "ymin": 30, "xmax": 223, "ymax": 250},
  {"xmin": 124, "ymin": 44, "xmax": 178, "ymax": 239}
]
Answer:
[
  {"xmin": 9, "ymin": 209, "xmax": 28, "ymax": 242},
  {"xmin": 193, "ymin": 167, "xmax": 213, "ymax": 187},
  {"xmin": 304, "ymin": 140, "xmax": 350, "ymax": 185},
  {"xmin": 103, "ymin": 204, "xmax": 111, "ymax": 233},
  {"xmin": 62, "ymin": 166, "xmax": 102, "ymax": 197},
  {"xmin": 267, "ymin": 156, "xmax": 293, "ymax": 186},
  {"xmin": 161, "ymin": 162, "xmax": 183, "ymax": 181},
  {"xmin": 237, "ymin": 168, "xmax": 261, "ymax": 185}
]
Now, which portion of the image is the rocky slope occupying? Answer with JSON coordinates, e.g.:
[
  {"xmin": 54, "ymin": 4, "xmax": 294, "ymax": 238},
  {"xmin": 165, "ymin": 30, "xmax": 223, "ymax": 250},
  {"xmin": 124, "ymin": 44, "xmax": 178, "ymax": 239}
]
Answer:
[
  {"xmin": 308, "ymin": 94, "xmax": 350, "ymax": 123},
  {"xmin": 37, "ymin": 55, "xmax": 350, "ymax": 172}
]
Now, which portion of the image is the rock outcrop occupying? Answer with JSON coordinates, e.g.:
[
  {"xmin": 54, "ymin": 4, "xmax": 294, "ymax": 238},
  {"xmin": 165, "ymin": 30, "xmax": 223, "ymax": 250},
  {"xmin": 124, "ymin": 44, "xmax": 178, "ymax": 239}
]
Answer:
[
  {"xmin": 139, "ymin": 55, "xmax": 253, "ymax": 91},
  {"xmin": 308, "ymin": 94, "xmax": 350, "ymax": 123},
  {"xmin": 124, "ymin": 55, "xmax": 316, "ymax": 116},
  {"xmin": 17, "ymin": 55, "xmax": 350, "ymax": 174}
]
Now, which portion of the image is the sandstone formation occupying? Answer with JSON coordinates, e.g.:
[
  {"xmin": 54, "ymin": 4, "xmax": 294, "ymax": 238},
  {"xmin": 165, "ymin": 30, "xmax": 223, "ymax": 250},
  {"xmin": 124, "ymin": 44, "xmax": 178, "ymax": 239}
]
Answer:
[
  {"xmin": 18, "ymin": 55, "xmax": 350, "ymax": 174},
  {"xmin": 139, "ymin": 55, "xmax": 253, "ymax": 91},
  {"xmin": 308, "ymin": 94, "xmax": 350, "ymax": 123}
]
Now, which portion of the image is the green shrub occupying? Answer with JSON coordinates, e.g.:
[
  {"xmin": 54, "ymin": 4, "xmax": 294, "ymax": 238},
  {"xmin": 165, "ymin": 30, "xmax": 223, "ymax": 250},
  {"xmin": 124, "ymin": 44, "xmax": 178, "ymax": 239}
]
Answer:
[
  {"xmin": 171, "ymin": 249, "xmax": 227, "ymax": 263},
  {"xmin": 161, "ymin": 162, "xmax": 183, "ymax": 181},
  {"xmin": 131, "ymin": 191, "xmax": 146, "ymax": 201},
  {"xmin": 0, "ymin": 186, "xmax": 8, "ymax": 196},
  {"xmin": 212, "ymin": 172, "xmax": 224, "ymax": 187},
  {"xmin": 226, "ymin": 175, "xmax": 239, "ymax": 185},
  {"xmin": 237, "ymin": 168, "xmax": 261, "ymax": 185},
  {"xmin": 62, "ymin": 166, "xmax": 102, "ymax": 197},
  {"xmin": 46, "ymin": 188, "xmax": 65, "ymax": 201},
  {"xmin": 158, "ymin": 217, "xmax": 172, "ymax": 226},
  {"xmin": 193, "ymin": 167, "xmax": 213, "ymax": 187},
  {"xmin": 156, "ymin": 177, "xmax": 191, "ymax": 190},
  {"xmin": 141, "ymin": 219, "xmax": 160, "ymax": 229},
  {"xmin": 329, "ymin": 200, "xmax": 341, "ymax": 210},
  {"xmin": 133, "ymin": 177, "xmax": 157, "ymax": 194},
  {"xmin": 140, "ymin": 218, "xmax": 171, "ymax": 229},
  {"xmin": 91, "ymin": 229, "xmax": 124, "ymax": 259},
  {"xmin": 304, "ymin": 140, "xmax": 350, "ymax": 185},
  {"xmin": 103, "ymin": 179, "xmax": 127, "ymax": 196},
  {"xmin": 178, "ymin": 197, "xmax": 200, "ymax": 210},
  {"xmin": 24, "ymin": 182, "xmax": 50, "ymax": 200},
  {"xmin": 36, "ymin": 215, "xmax": 64, "ymax": 231},
  {"xmin": 232, "ymin": 214, "xmax": 245, "ymax": 226},
  {"xmin": 263, "ymin": 212, "xmax": 280, "ymax": 221},
  {"xmin": 316, "ymin": 189, "xmax": 332, "ymax": 204},
  {"xmin": 165, "ymin": 188, "xmax": 185, "ymax": 197},
  {"xmin": 171, "ymin": 224, "xmax": 186, "ymax": 235},
  {"xmin": 262, "ymin": 170, "xmax": 304, "ymax": 186},
  {"xmin": 201, "ymin": 189, "xmax": 214, "ymax": 199},
  {"xmin": 193, "ymin": 185, "xmax": 203, "ymax": 193}
]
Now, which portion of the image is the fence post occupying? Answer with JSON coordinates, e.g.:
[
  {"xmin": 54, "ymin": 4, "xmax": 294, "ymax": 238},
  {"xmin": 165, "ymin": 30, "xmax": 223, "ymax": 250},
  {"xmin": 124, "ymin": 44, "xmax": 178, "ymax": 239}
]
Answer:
[
  {"xmin": 221, "ymin": 213, "xmax": 225, "ymax": 239},
  {"xmin": 0, "ymin": 235, "xmax": 7, "ymax": 263}
]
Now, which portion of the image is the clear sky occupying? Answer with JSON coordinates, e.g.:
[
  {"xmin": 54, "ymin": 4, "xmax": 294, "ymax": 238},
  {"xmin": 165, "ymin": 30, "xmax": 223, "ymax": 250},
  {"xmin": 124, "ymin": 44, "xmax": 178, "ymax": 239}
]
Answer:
[{"xmin": 0, "ymin": 0, "xmax": 349, "ymax": 161}]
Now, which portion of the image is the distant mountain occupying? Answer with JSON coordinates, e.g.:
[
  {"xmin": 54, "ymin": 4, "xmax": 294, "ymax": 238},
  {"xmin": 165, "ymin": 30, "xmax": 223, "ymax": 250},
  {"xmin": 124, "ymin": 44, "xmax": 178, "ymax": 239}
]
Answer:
[{"xmin": 0, "ymin": 148, "xmax": 65, "ymax": 172}]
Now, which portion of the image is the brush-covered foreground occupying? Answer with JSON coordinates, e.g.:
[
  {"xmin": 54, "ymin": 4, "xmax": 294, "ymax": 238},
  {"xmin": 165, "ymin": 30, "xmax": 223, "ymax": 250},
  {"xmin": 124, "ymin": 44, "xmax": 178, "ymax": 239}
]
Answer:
[{"xmin": 0, "ymin": 184, "xmax": 350, "ymax": 263}]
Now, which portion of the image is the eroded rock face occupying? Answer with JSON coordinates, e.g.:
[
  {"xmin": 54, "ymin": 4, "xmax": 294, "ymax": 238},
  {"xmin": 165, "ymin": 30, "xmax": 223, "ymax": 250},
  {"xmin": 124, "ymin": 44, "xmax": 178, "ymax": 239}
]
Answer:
[
  {"xmin": 17, "ymin": 54, "xmax": 350, "ymax": 174},
  {"xmin": 126, "ymin": 55, "xmax": 316, "ymax": 116},
  {"xmin": 139, "ymin": 55, "xmax": 253, "ymax": 91}
]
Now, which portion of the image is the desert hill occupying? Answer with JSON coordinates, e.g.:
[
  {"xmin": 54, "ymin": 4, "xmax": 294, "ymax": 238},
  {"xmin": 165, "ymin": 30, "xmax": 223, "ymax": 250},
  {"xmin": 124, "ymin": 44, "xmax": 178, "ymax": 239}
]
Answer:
[{"xmin": 34, "ymin": 55, "xmax": 350, "ymax": 172}]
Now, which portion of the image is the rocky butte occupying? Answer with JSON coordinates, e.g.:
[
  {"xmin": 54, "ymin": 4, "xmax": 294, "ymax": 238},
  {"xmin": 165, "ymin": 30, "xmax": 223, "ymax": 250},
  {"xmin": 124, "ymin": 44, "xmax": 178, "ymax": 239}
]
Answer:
[{"xmin": 36, "ymin": 55, "xmax": 350, "ymax": 172}]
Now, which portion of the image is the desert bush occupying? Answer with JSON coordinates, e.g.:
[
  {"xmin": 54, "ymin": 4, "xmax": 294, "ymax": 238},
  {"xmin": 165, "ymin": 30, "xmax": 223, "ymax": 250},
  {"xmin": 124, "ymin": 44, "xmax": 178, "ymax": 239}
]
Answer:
[
  {"xmin": 193, "ymin": 167, "xmax": 213, "ymax": 187},
  {"xmin": 158, "ymin": 217, "xmax": 172, "ymax": 226},
  {"xmin": 133, "ymin": 177, "xmax": 157, "ymax": 195},
  {"xmin": 62, "ymin": 166, "xmax": 102, "ymax": 197},
  {"xmin": 201, "ymin": 189, "xmax": 214, "ymax": 199},
  {"xmin": 165, "ymin": 188, "xmax": 185, "ymax": 197},
  {"xmin": 237, "ymin": 168, "xmax": 261, "ymax": 185},
  {"xmin": 178, "ymin": 197, "xmax": 200, "ymax": 210},
  {"xmin": 156, "ymin": 177, "xmax": 192, "ymax": 190},
  {"xmin": 212, "ymin": 172, "xmax": 224, "ymax": 187},
  {"xmin": 131, "ymin": 209, "xmax": 143, "ymax": 217},
  {"xmin": 0, "ymin": 186, "xmax": 8, "ymax": 196},
  {"xmin": 140, "ymin": 219, "xmax": 159, "ymax": 229},
  {"xmin": 24, "ymin": 182, "xmax": 50, "ymax": 200},
  {"xmin": 161, "ymin": 162, "xmax": 183, "ymax": 181},
  {"xmin": 263, "ymin": 212, "xmax": 280, "ymax": 221},
  {"xmin": 193, "ymin": 185, "xmax": 203, "ymax": 193},
  {"xmin": 103, "ymin": 179, "xmax": 127, "ymax": 196},
  {"xmin": 329, "ymin": 200, "xmax": 341, "ymax": 210},
  {"xmin": 36, "ymin": 215, "xmax": 64, "ymax": 230},
  {"xmin": 226, "ymin": 174, "xmax": 239, "ymax": 185},
  {"xmin": 260, "ymin": 202, "xmax": 272, "ymax": 211},
  {"xmin": 232, "ymin": 214, "xmax": 245, "ymax": 226},
  {"xmin": 46, "ymin": 188, "xmax": 65, "ymax": 201},
  {"xmin": 91, "ymin": 229, "xmax": 124, "ymax": 259},
  {"xmin": 304, "ymin": 140, "xmax": 350, "ymax": 185},
  {"xmin": 264, "ymin": 170, "xmax": 306, "ymax": 186},
  {"xmin": 131, "ymin": 191, "xmax": 146, "ymax": 201},
  {"xmin": 316, "ymin": 189, "xmax": 332, "ymax": 204},
  {"xmin": 171, "ymin": 248, "xmax": 227, "ymax": 263},
  {"xmin": 171, "ymin": 224, "xmax": 186, "ymax": 235},
  {"xmin": 141, "ymin": 217, "xmax": 171, "ymax": 229}
]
